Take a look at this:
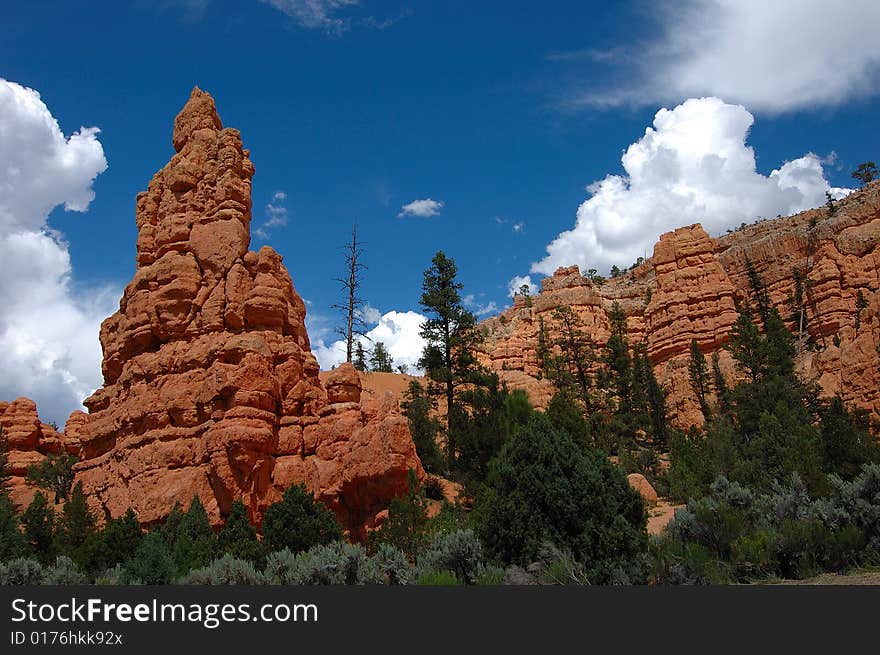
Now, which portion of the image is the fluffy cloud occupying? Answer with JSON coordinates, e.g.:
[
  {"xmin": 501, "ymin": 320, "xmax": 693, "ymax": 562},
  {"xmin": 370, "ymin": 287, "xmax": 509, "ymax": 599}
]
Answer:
[
  {"xmin": 507, "ymin": 275, "xmax": 538, "ymax": 298},
  {"xmin": 463, "ymin": 294, "xmax": 499, "ymax": 317},
  {"xmin": 531, "ymin": 97, "xmax": 849, "ymax": 278},
  {"xmin": 573, "ymin": 0, "xmax": 880, "ymax": 112},
  {"xmin": 398, "ymin": 198, "xmax": 444, "ymax": 218},
  {"xmin": 255, "ymin": 190, "xmax": 288, "ymax": 239},
  {"xmin": 312, "ymin": 309, "xmax": 427, "ymax": 372},
  {"xmin": 0, "ymin": 79, "xmax": 113, "ymax": 425}
]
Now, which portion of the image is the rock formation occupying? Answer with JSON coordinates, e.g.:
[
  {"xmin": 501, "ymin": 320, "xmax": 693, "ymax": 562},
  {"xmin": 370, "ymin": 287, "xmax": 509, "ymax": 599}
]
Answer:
[
  {"xmin": 66, "ymin": 88, "xmax": 422, "ymax": 535},
  {"xmin": 1, "ymin": 398, "xmax": 80, "ymax": 510},
  {"xmin": 478, "ymin": 182, "xmax": 880, "ymax": 429}
]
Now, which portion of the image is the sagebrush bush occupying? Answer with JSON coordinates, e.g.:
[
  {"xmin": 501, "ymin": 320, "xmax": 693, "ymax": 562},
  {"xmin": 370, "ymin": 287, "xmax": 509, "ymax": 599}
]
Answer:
[
  {"xmin": 264, "ymin": 549, "xmax": 303, "ymax": 585},
  {"xmin": 417, "ymin": 529, "xmax": 484, "ymax": 585},
  {"xmin": 657, "ymin": 464, "xmax": 880, "ymax": 583},
  {"xmin": 0, "ymin": 557, "xmax": 45, "ymax": 585},
  {"xmin": 179, "ymin": 554, "xmax": 265, "ymax": 585},
  {"xmin": 44, "ymin": 555, "xmax": 87, "ymax": 585},
  {"xmin": 361, "ymin": 544, "xmax": 410, "ymax": 585}
]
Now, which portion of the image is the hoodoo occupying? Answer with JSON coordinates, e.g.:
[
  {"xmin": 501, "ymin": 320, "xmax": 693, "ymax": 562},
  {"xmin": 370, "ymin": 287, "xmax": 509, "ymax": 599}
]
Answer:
[{"xmin": 65, "ymin": 88, "xmax": 423, "ymax": 535}]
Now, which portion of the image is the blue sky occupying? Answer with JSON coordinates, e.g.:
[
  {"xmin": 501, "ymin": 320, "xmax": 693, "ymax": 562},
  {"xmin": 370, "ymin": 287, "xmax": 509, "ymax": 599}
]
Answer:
[{"xmin": 2, "ymin": 0, "xmax": 880, "ymax": 423}]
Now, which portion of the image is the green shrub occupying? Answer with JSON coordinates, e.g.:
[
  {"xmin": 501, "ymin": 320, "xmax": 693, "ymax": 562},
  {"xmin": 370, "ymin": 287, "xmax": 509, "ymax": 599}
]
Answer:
[
  {"xmin": 417, "ymin": 529, "xmax": 483, "ymax": 585},
  {"xmin": 264, "ymin": 549, "xmax": 303, "ymax": 585},
  {"xmin": 362, "ymin": 544, "xmax": 410, "ymax": 585},
  {"xmin": 475, "ymin": 565, "xmax": 505, "ymax": 586},
  {"xmin": 179, "ymin": 554, "xmax": 265, "ymax": 585},
  {"xmin": 43, "ymin": 555, "xmax": 87, "ymax": 585},
  {"xmin": 262, "ymin": 485, "xmax": 343, "ymax": 554},
  {"xmin": 123, "ymin": 532, "xmax": 175, "ymax": 585},
  {"xmin": 0, "ymin": 557, "xmax": 45, "ymax": 584},
  {"xmin": 414, "ymin": 569, "xmax": 461, "ymax": 585},
  {"xmin": 476, "ymin": 414, "xmax": 648, "ymax": 583}
]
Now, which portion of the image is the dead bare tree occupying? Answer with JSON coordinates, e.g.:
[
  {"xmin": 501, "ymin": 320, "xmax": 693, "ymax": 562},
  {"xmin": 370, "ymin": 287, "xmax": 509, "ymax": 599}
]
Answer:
[{"xmin": 332, "ymin": 224, "xmax": 368, "ymax": 362}]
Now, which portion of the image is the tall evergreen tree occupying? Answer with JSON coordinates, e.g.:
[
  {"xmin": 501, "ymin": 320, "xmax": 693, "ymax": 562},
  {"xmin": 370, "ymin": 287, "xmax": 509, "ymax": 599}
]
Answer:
[
  {"xmin": 54, "ymin": 482, "xmax": 96, "ymax": 567},
  {"xmin": 369, "ymin": 341, "xmax": 395, "ymax": 372},
  {"xmin": 401, "ymin": 380, "xmax": 444, "ymax": 473},
  {"xmin": 548, "ymin": 305, "xmax": 598, "ymax": 410},
  {"xmin": 711, "ymin": 352, "xmax": 730, "ymax": 413},
  {"xmin": 168, "ymin": 496, "xmax": 217, "ymax": 577},
  {"xmin": 261, "ymin": 484, "xmax": 343, "ymax": 554},
  {"xmin": 217, "ymin": 500, "xmax": 264, "ymax": 565},
  {"xmin": 418, "ymin": 251, "xmax": 482, "ymax": 465},
  {"xmin": 688, "ymin": 339, "xmax": 712, "ymax": 418},
  {"xmin": 353, "ymin": 341, "xmax": 368, "ymax": 372},
  {"xmin": 20, "ymin": 491, "xmax": 55, "ymax": 562},
  {"xmin": 87, "ymin": 509, "xmax": 142, "ymax": 573},
  {"xmin": 604, "ymin": 302, "xmax": 632, "ymax": 416},
  {"xmin": 26, "ymin": 452, "xmax": 77, "ymax": 504}
]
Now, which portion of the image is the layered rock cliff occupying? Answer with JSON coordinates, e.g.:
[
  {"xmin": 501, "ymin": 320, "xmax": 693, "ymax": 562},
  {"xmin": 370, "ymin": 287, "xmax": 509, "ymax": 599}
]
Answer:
[
  {"xmin": 64, "ymin": 89, "xmax": 422, "ymax": 535},
  {"xmin": 479, "ymin": 183, "xmax": 880, "ymax": 429},
  {"xmin": 1, "ymin": 398, "xmax": 80, "ymax": 509}
]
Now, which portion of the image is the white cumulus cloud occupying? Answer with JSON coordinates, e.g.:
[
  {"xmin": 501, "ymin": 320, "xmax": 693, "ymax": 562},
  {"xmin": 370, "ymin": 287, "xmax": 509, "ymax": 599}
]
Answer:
[
  {"xmin": 507, "ymin": 275, "xmax": 539, "ymax": 298},
  {"xmin": 255, "ymin": 190, "xmax": 289, "ymax": 239},
  {"xmin": 398, "ymin": 198, "xmax": 444, "ymax": 218},
  {"xmin": 312, "ymin": 309, "xmax": 427, "ymax": 372},
  {"xmin": 573, "ymin": 0, "xmax": 880, "ymax": 113},
  {"xmin": 0, "ymin": 79, "xmax": 114, "ymax": 425},
  {"xmin": 531, "ymin": 97, "xmax": 849, "ymax": 278}
]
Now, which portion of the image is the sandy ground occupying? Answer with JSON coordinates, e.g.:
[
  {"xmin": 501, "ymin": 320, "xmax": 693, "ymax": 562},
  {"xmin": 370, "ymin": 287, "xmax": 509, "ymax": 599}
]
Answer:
[
  {"xmin": 647, "ymin": 500, "xmax": 682, "ymax": 535},
  {"xmin": 771, "ymin": 571, "xmax": 880, "ymax": 585}
]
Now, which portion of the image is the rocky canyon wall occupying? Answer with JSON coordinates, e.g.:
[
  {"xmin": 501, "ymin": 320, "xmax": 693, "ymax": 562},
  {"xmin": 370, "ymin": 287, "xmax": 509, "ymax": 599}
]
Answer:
[{"xmin": 478, "ymin": 184, "xmax": 880, "ymax": 429}]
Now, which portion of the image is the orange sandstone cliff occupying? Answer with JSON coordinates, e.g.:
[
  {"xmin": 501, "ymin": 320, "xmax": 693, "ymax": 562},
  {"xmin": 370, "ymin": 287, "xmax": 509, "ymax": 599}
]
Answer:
[
  {"xmin": 478, "ymin": 183, "xmax": 880, "ymax": 429},
  {"xmin": 61, "ymin": 89, "xmax": 423, "ymax": 535},
  {"xmin": 0, "ymin": 398, "xmax": 80, "ymax": 510}
]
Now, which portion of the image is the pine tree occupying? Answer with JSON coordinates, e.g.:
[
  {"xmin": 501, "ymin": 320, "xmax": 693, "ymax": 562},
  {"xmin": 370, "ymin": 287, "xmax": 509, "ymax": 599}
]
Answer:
[
  {"xmin": 641, "ymin": 347, "xmax": 669, "ymax": 448},
  {"xmin": 549, "ymin": 305, "xmax": 598, "ymax": 410},
  {"xmin": 688, "ymin": 339, "xmax": 712, "ymax": 418},
  {"xmin": 54, "ymin": 482, "xmax": 96, "ymax": 567},
  {"xmin": 535, "ymin": 316, "xmax": 551, "ymax": 378},
  {"xmin": 353, "ymin": 341, "xmax": 368, "ymax": 372},
  {"xmin": 124, "ymin": 531, "xmax": 174, "ymax": 584},
  {"xmin": 87, "ymin": 509, "xmax": 142, "ymax": 573},
  {"xmin": 727, "ymin": 301, "xmax": 764, "ymax": 383},
  {"xmin": 169, "ymin": 496, "xmax": 216, "ymax": 577},
  {"xmin": 0, "ymin": 492, "xmax": 26, "ymax": 561},
  {"xmin": 20, "ymin": 491, "xmax": 55, "ymax": 562},
  {"xmin": 711, "ymin": 352, "xmax": 730, "ymax": 413},
  {"xmin": 401, "ymin": 380, "xmax": 444, "ymax": 473},
  {"xmin": 217, "ymin": 500, "xmax": 264, "ymax": 565},
  {"xmin": 367, "ymin": 469, "xmax": 428, "ymax": 562},
  {"xmin": 26, "ymin": 452, "xmax": 77, "ymax": 503},
  {"xmin": 604, "ymin": 302, "xmax": 632, "ymax": 415},
  {"xmin": 369, "ymin": 341, "xmax": 395, "ymax": 372},
  {"xmin": 261, "ymin": 484, "xmax": 343, "ymax": 554},
  {"xmin": 475, "ymin": 414, "xmax": 647, "ymax": 582},
  {"xmin": 745, "ymin": 259, "xmax": 772, "ymax": 324},
  {"xmin": 418, "ymin": 251, "xmax": 482, "ymax": 465},
  {"xmin": 852, "ymin": 161, "xmax": 878, "ymax": 187}
]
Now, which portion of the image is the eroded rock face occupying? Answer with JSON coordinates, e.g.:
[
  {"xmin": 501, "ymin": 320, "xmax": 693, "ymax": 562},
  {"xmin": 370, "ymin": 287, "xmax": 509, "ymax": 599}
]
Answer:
[
  {"xmin": 1, "ymin": 398, "xmax": 80, "ymax": 510},
  {"xmin": 68, "ymin": 89, "xmax": 422, "ymax": 533},
  {"xmin": 479, "ymin": 183, "xmax": 880, "ymax": 429}
]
